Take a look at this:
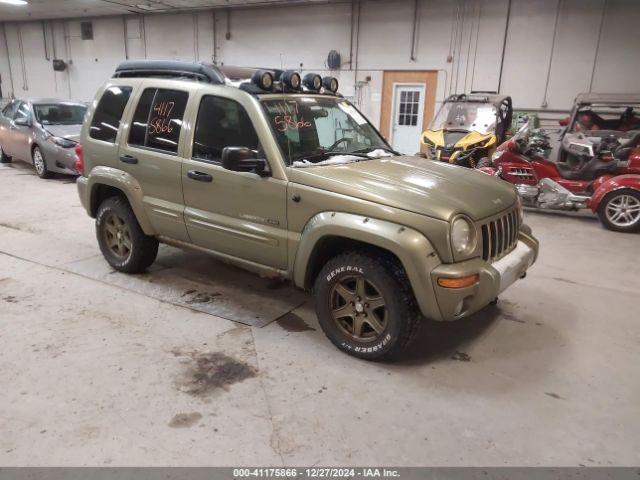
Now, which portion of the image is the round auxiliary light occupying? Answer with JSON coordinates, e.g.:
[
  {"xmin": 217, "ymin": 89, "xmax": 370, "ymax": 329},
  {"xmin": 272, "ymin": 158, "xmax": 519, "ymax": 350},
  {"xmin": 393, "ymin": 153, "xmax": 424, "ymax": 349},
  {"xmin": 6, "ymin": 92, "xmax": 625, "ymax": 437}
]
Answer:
[
  {"xmin": 303, "ymin": 73, "xmax": 323, "ymax": 91},
  {"xmin": 322, "ymin": 76, "xmax": 339, "ymax": 93},
  {"xmin": 282, "ymin": 70, "xmax": 302, "ymax": 90},
  {"xmin": 252, "ymin": 69, "xmax": 274, "ymax": 91}
]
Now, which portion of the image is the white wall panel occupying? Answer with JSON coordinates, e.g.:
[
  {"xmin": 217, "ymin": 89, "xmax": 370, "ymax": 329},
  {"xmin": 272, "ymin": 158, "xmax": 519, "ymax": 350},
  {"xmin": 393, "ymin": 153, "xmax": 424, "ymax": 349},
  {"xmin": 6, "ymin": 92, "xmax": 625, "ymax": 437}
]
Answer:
[
  {"xmin": 0, "ymin": 0, "xmax": 638, "ymax": 117},
  {"xmin": 591, "ymin": 0, "xmax": 640, "ymax": 94},
  {"xmin": 500, "ymin": 0, "xmax": 559, "ymax": 109}
]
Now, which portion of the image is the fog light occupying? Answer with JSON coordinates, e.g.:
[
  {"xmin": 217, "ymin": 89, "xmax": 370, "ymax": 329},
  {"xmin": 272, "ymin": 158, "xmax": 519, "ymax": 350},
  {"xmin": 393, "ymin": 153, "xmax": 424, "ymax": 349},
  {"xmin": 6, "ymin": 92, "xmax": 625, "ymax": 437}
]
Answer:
[
  {"xmin": 252, "ymin": 70, "xmax": 274, "ymax": 91},
  {"xmin": 303, "ymin": 73, "xmax": 322, "ymax": 91},
  {"xmin": 282, "ymin": 70, "xmax": 301, "ymax": 90},
  {"xmin": 322, "ymin": 76, "xmax": 339, "ymax": 93},
  {"xmin": 437, "ymin": 274, "xmax": 479, "ymax": 289}
]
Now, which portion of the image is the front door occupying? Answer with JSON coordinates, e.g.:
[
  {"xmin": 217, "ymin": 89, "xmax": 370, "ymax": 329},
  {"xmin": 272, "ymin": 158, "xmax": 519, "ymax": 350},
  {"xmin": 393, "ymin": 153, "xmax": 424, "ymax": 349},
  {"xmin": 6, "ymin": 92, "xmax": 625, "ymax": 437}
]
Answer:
[
  {"xmin": 390, "ymin": 84, "xmax": 425, "ymax": 154},
  {"xmin": 181, "ymin": 94, "xmax": 288, "ymax": 270}
]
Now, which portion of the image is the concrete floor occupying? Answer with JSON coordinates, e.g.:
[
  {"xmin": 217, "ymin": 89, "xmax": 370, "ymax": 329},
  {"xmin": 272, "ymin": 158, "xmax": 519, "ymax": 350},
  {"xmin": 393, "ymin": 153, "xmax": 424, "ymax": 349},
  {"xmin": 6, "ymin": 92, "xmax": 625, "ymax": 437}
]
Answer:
[{"xmin": 0, "ymin": 160, "xmax": 638, "ymax": 467}]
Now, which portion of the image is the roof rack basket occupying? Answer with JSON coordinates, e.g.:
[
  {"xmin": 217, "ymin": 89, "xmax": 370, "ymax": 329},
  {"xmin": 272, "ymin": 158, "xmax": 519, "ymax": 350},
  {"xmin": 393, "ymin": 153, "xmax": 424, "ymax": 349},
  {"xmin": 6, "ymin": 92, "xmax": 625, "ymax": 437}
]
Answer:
[{"xmin": 113, "ymin": 60, "xmax": 225, "ymax": 84}]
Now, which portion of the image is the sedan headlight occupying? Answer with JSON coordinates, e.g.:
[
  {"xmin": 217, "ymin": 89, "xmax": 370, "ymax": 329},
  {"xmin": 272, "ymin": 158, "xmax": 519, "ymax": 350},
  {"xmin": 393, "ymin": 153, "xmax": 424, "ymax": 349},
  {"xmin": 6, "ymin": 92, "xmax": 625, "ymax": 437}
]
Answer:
[
  {"xmin": 51, "ymin": 136, "xmax": 77, "ymax": 148},
  {"xmin": 451, "ymin": 216, "xmax": 476, "ymax": 255}
]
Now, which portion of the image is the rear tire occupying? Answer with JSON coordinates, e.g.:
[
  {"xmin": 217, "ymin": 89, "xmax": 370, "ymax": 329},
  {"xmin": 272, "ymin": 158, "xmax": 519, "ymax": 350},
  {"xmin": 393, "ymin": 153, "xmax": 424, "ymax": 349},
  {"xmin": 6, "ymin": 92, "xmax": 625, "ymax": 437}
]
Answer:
[
  {"xmin": 313, "ymin": 251, "xmax": 421, "ymax": 360},
  {"xmin": 96, "ymin": 196, "xmax": 159, "ymax": 273},
  {"xmin": 33, "ymin": 146, "xmax": 52, "ymax": 179},
  {"xmin": 0, "ymin": 143, "xmax": 11, "ymax": 163},
  {"xmin": 597, "ymin": 189, "xmax": 640, "ymax": 233}
]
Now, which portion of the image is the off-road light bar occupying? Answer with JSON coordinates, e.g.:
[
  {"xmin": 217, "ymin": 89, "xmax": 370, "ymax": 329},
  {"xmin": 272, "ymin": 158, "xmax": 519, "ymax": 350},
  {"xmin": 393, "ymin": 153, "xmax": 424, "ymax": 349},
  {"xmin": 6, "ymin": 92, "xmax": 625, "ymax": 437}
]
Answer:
[
  {"xmin": 323, "ymin": 76, "xmax": 339, "ymax": 93},
  {"xmin": 252, "ymin": 69, "xmax": 274, "ymax": 91},
  {"xmin": 281, "ymin": 70, "xmax": 302, "ymax": 90},
  {"xmin": 303, "ymin": 73, "xmax": 323, "ymax": 91}
]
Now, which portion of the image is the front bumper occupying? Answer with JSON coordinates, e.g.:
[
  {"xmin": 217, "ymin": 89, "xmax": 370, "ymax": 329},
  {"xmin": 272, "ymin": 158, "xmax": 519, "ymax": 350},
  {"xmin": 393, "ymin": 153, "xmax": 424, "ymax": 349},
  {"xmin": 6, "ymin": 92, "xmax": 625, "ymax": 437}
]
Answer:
[
  {"xmin": 429, "ymin": 230, "xmax": 539, "ymax": 321},
  {"xmin": 77, "ymin": 175, "xmax": 90, "ymax": 214}
]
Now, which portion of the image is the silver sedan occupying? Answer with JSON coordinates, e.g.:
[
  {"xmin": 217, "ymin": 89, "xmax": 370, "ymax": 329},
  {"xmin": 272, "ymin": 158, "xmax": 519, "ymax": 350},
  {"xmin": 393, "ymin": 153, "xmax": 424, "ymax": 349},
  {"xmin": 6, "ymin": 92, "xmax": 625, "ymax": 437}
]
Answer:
[{"xmin": 0, "ymin": 98, "xmax": 87, "ymax": 179}]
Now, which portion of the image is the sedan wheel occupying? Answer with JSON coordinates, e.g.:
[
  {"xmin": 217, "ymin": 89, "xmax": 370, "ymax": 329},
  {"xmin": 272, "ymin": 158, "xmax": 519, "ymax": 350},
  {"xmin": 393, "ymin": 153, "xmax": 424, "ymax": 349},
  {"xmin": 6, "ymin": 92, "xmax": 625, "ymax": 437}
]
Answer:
[{"xmin": 32, "ymin": 147, "xmax": 52, "ymax": 179}]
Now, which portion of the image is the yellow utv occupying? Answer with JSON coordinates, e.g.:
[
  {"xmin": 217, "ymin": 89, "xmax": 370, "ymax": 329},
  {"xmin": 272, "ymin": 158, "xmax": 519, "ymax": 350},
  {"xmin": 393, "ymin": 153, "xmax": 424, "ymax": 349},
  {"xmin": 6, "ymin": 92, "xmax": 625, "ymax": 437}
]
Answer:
[{"xmin": 422, "ymin": 93, "xmax": 513, "ymax": 168}]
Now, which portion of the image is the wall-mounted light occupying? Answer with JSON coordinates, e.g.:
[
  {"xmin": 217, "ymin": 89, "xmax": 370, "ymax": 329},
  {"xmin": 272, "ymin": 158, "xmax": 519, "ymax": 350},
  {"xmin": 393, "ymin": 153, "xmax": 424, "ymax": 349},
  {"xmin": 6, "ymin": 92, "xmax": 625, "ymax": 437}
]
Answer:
[{"xmin": 0, "ymin": 0, "xmax": 29, "ymax": 5}]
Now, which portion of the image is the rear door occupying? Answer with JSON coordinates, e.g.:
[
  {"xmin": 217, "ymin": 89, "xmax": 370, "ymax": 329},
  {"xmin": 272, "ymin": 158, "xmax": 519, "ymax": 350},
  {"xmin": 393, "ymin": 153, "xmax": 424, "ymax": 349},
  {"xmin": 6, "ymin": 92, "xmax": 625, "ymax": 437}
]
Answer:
[
  {"xmin": 117, "ymin": 81, "xmax": 194, "ymax": 242},
  {"xmin": 9, "ymin": 102, "xmax": 34, "ymax": 162},
  {"xmin": 181, "ymin": 92, "xmax": 288, "ymax": 270},
  {"xmin": 0, "ymin": 100, "xmax": 19, "ymax": 156}
]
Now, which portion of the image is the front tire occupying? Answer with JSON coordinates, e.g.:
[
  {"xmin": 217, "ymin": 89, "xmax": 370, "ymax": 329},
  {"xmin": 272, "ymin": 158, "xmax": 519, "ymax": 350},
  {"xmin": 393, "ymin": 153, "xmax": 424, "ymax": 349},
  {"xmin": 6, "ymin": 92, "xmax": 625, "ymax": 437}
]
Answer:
[
  {"xmin": 96, "ymin": 196, "xmax": 159, "ymax": 273},
  {"xmin": 0, "ymin": 143, "xmax": 11, "ymax": 163},
  {"xmin": 597, "ymin": 189, "xmax": 640, "ymax": 233},
  {"xmin": 313, "ymin": 251, "xmax": 421, "ymax": 360},
  {"xmin": 33, "ymin": 146, "xmax": 52, "ymax": 179}
]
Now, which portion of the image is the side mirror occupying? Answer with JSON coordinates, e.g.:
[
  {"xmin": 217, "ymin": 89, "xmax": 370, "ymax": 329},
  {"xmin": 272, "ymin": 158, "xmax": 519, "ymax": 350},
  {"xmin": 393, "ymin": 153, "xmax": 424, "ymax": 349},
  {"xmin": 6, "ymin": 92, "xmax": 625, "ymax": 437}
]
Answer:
[
  {"xmin": 221, "ymin": 147, "xmax": 268, "ymax": 176},
  {"xmin": 14, "ymin": 117, "xmax": 30, "ymax": 127}
]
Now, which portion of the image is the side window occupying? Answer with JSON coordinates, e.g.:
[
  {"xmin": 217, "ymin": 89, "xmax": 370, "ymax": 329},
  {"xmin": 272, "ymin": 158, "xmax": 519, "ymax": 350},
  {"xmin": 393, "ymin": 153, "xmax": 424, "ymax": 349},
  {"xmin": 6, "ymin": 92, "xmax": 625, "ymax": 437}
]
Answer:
[
  {"xmin": 128, "ymin": 88, "xmax": 188, "ymax": 154},
  {"xmin": 2, "ymin": 101, "xmax": 19, "ymax": 119},
  {"xmin": 89, "ymin": 86, "xmax": 133, "ymax": 143},
  {"xmin": 13, "ymin": 103, "xmax": 31, "ymax": 123},
  {"xmin": 192, "ymin": 95, "xmax": 259, "ymax": 163}
]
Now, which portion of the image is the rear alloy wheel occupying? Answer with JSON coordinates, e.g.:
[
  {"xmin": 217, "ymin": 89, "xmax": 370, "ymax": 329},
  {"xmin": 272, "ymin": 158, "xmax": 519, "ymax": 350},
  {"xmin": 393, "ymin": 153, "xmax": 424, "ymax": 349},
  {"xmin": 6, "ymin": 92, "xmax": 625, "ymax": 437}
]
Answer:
[
  {"xmin": 33, "ymin": 146, "xmax": 52, "ymax": 179},
  {"xmin": 96, "ymin": 196, "xmax": 159, "ymax": 273},
  {"xmin": 598, "ymin": 189, "xmax": 640, "ymax": 233},
  {"xmin": 0, "ymin": 143, "xmax": 11, "ymax": 163},
  {"xmin": 313, "ymin": 251, "xmax": 421, "ymax": 360}
]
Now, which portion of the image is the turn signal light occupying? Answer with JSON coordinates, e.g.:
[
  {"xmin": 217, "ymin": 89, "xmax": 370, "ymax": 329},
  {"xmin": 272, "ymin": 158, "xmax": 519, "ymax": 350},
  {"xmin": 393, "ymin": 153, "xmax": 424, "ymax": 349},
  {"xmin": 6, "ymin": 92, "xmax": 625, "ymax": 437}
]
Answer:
[{"xmin": 437, "ymin": 274, "xmax": 479, "ymax": 289}]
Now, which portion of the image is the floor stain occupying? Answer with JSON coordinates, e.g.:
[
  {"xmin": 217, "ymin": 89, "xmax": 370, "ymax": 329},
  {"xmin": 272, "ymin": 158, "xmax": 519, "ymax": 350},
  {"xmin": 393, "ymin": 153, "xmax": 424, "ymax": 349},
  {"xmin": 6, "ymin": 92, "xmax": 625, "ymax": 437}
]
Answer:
[
  {"xmin": 545, "ymin": 392, "xmax": 563, "ymax": 400},
  {"xmin": 3, "ymin": 295, "xmax": 18, "ymax": 303},
  {"xmin": 168, "ymin": 412, "xmax": 203, "ymax": 428},
  {"xmin": 173, "ymin": 350, "xmax": 257, "ymax": 397},
  {"xmin": 0, "ymin": 222, "xmax": 39, "ymax": 233},
  {"xmin": 553, "ymin": 277, "xmax": 580, "ymax": 286},
  {"xmin": 276, "ymin": 312, "xmax": 316, "ymax": 332},
  {"xmin": 501, "ymin": 311, "xmax": 526, "ymax": 323},
  {"xmin": 184, "ymin": 291, "xmax": 222, "ymax": 304},
  {"xmin": 451, "ymin": 351, "xmax": 471, "ymax": 362}
]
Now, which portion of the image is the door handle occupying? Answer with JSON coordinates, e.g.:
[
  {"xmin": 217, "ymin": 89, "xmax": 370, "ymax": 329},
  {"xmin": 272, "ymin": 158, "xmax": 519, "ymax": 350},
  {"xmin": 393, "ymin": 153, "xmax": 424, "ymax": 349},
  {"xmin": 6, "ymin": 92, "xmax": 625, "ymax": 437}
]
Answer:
[
  {"xmin": 119, "ymin": 154, "xmax": 138, "ymax": 164},
  {"xmin": 187, "ymin": 170, "xmax": 213, "ymax": 182}
]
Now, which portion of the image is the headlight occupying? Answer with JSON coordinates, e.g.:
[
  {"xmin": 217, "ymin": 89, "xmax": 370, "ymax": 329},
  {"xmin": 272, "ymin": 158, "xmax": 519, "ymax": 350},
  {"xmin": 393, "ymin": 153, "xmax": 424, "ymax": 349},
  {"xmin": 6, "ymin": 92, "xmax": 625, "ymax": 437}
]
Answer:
[
  {"xmin": 451, "ymin": 217, "xmax": 476, "ymax": 255},
  {"xmin": 52, "ymin": 136, "xmax": 76, "ymax": 148}
]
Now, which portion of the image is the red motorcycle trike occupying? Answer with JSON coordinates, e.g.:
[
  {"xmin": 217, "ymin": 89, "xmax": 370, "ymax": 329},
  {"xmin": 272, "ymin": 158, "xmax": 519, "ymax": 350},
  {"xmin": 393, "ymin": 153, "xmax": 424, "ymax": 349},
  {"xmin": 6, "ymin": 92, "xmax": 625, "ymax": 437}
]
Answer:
[{"xmin": 479, "ymin": 128, "xmax": 640, "ymax": 232}]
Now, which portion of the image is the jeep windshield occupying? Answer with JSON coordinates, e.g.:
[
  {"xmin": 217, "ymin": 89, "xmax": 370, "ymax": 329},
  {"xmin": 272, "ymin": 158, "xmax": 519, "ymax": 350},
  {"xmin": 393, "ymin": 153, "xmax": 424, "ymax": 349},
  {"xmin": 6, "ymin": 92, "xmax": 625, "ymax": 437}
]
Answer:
[
  {"xmin": 260, "ymin": 97, "xmax": 392, "ymax": 167},
  {"xmin": 432, "ymin": 101, "xmax": 497, "ymax": 135}
]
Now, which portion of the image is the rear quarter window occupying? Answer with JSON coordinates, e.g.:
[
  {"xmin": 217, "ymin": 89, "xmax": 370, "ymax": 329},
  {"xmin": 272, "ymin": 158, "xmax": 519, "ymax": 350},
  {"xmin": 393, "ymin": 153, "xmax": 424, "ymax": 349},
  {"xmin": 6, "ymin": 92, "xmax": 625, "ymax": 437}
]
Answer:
[{"xmin": 89, "ymin": 86, "xmax": 133, "ymax": 143}]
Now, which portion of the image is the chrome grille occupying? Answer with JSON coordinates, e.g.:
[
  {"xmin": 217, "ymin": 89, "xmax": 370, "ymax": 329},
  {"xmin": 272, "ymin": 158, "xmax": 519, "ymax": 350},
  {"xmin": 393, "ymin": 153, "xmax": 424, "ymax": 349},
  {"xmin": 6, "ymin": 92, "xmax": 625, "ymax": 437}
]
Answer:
[
  {"xmin": 481, "ymin": 209, "xmax": 520, "ymax": 262},
  {"xmin": 508, "ymin": 167, "xmax": 536, "ymax": 181}
]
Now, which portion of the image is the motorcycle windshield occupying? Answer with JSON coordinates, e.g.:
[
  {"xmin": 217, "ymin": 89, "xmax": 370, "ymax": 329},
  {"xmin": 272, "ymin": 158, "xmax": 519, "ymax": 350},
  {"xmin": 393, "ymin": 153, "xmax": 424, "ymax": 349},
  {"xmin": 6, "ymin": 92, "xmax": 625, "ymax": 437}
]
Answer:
[{"xmin": 432, "ymin": 101, "xmax": 497, "ymax": 135}]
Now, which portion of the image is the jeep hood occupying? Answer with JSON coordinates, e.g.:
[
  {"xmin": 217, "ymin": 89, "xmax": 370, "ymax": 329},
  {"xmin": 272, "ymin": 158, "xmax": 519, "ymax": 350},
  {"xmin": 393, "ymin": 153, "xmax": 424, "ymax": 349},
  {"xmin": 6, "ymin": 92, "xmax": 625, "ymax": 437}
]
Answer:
[{"xmin": 288, "ymin": 155, "xmax": 517, "ymax": 222}]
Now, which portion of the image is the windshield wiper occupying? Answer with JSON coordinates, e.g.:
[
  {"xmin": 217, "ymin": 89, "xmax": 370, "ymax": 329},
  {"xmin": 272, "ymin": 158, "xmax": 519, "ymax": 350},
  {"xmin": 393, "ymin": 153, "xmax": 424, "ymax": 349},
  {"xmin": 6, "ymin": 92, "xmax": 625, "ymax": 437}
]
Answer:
[
  {"xmin": 352, "ymin": 146, "xmax": 400, "ymax": 156},
  {"xmin": 295, "ymin": 150, "xmax": 371, "ymax": 163}
]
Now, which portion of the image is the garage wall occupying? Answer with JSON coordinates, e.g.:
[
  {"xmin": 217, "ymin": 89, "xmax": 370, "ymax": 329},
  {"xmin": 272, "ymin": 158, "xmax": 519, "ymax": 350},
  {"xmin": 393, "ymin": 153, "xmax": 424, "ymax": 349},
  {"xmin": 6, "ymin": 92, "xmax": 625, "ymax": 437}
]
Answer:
[{"xmin": 0, "ymin": 0, "xmax": 639, "ymax": 127}]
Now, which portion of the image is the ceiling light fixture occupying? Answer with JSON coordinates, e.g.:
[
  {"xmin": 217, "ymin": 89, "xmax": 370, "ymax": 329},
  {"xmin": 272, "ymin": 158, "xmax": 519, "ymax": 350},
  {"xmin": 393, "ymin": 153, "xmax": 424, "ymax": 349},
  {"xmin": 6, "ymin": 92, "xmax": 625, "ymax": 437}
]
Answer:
[{"xmin": 0, "ymin": 0, "xmax": 29, "ymax": 5}]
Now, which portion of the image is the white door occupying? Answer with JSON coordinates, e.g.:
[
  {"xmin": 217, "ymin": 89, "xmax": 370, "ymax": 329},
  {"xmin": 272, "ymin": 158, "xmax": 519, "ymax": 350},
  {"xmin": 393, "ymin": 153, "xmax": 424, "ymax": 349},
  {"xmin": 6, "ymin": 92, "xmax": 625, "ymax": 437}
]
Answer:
[{"xmin": 390, "ymin": 84, "xmax": 425, "ymax": 154}]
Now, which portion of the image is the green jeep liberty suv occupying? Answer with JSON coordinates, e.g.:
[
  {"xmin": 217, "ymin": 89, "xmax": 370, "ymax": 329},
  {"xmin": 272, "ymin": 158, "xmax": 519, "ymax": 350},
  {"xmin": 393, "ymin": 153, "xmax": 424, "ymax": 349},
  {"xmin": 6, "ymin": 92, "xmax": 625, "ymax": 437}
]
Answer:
[{"xmin": 76, "ymin": 61, "xmax": 539, "ymax": 360}]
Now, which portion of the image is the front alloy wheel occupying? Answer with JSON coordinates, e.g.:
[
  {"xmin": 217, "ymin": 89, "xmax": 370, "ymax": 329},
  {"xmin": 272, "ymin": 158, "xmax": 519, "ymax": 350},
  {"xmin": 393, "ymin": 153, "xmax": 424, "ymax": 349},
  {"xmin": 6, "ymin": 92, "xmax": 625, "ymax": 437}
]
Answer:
[
  {"xmin": 329, "ymin": 274, "xmax": 388, "ymax": 342},
  {"xmin": 33, "ymin": 147, "xmax": 52, "ymax": 179},
  {"xmin": 102, "ymin": 213, "xmax": 133, "ymax": 259},
  {"xmin": 313, "ymin": 251, "xmax": 421, "ymax": 360},
  {"xmin": 598, "ymin": 189, "xmax": 640, "ymax": 233}
]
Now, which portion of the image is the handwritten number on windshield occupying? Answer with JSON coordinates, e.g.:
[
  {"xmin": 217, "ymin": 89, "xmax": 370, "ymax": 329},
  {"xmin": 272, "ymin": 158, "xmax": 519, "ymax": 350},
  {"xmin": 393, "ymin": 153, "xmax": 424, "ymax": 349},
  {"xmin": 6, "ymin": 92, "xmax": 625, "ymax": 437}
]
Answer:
[{"xmin": 269, "ymin": 101, "xmax": 312, "ymax": 132}]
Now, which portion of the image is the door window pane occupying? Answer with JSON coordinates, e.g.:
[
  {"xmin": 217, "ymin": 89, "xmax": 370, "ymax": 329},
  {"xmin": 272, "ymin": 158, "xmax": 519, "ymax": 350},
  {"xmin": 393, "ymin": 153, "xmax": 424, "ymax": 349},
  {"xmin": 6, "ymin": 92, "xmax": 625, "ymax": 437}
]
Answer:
[
  {"xmin": 397, "ymin": 89, "xmax": 421, "ymax": 127},
  {"xmin": 2, "ymin": 100, "xmax": 19, "ymax": 119},
  {"xmin": 128, "ymin": 88, "xmax": 188, "ymax": 154},
  {"xmin": 192, "ymin": 96, "xmax": 259, "ymax": 163},
  {"xmin": 89, "ymin": 86, "xmax": 133, "ymax": 143},
  {"xmin": 14, "ymin": 103, "xmax": 31, "ymax": 123}
]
